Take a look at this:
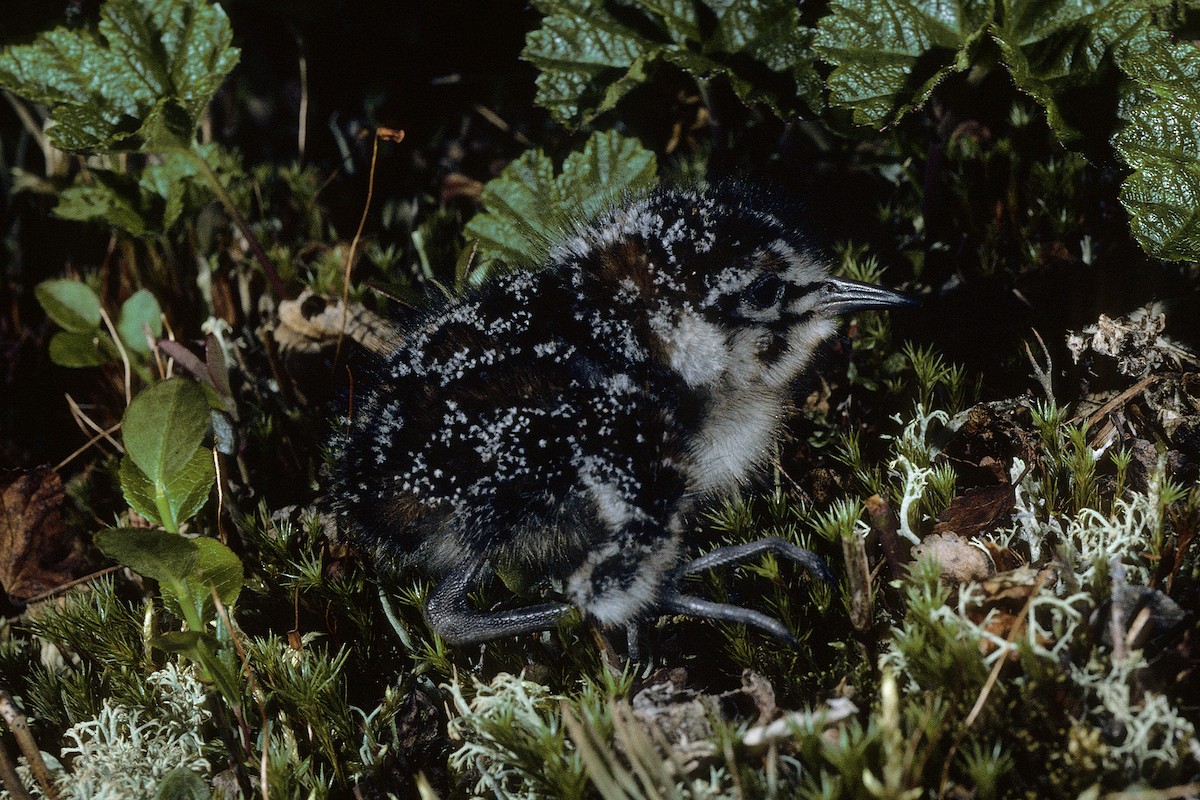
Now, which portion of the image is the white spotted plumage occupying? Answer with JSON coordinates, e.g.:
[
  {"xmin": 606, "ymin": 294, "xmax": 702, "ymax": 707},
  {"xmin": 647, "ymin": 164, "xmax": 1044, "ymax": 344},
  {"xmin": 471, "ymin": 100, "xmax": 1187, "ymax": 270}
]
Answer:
[{"xmin": 328, "ymin": 181, "xmax": 915, "ymax": 646}]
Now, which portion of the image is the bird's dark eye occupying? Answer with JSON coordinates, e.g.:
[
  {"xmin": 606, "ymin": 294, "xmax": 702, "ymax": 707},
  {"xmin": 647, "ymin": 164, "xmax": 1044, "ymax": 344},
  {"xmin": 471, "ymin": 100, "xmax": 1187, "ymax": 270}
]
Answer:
[{"xmin": 746, "ymin": 273, "xmax": 785, "ymax": 310}]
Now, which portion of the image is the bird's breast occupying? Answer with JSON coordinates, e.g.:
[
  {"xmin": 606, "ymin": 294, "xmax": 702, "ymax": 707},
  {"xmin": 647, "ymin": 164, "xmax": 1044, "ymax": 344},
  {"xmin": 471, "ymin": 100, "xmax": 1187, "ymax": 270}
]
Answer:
[{"xmin": 685, "ymin": 388, "xmax": 782, "ymax": 493}]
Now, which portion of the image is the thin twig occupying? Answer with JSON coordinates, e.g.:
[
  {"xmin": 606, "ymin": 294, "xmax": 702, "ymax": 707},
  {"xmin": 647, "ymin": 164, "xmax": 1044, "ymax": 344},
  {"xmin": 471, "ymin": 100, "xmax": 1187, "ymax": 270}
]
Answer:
[
  {"xmin": 1073, "ymin": 373, "xmax": 1163, "ymax": 430},
  {"xmin": 97, "ymin": 306, "xmax": 132, "ymax": 406},
  {"xmin": 23, "ymin": 566, "xmax": 122, "ymax": 606},
  {"xmin": 295, "ymin": 28, "xmax": 308, "ymax": 162},
  {"xmin": 472, "ymin": 104, "xmax": 532, "ymax": 147},
  {"xmin": 213, "ymin": 449, "xmax": 230, "ymax": 546},
  {"xmin": 1110, "ymin": 559, "xmax": 1128, "ymax": 663},
  {"xmin": 0, "ymin": 690, "xmax": 57, "ymax": 800},
  {"xmin": 0, "ymin": 736, "xmax": 33, "ymax": 800},
  {"xmin": 211, "ymin": 588, "xmax": 268, "ymax": 800},
  {"xmin": 1103, "ymin": 784, "xmax": 1200, "ymax": 800},
  {"xmin": 65, "ymin": 394, "xmax": 123, "ymax": 452},
  {"xmin": 2, "ymin": 91, "xmax": 48, "ymax": 167},
  {"xmin": 190, "ymin": 148, "xmax": 288, "ymax": 299},
  {"xmin": 335, "ymin": 127, "xmax": 404, "ymax": 367},
  {"xmin": 54, "ymin": 421, "xmax": 122, "ymax": 472}
]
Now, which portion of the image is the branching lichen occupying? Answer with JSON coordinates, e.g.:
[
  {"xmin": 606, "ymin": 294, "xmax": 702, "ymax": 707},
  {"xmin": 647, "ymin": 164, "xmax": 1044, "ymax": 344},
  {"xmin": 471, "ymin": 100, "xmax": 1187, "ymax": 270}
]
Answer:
[
  {"xmin": 1069, "ymin": 653, "xmax": 1195, "ymax": 775},
  {"xmin": 5, "ymin": 663, "xmax": 212, "ymax": 800},
  {"xmin": 446, "ymin": 672, "xmax": 590, "ymax": 800}
]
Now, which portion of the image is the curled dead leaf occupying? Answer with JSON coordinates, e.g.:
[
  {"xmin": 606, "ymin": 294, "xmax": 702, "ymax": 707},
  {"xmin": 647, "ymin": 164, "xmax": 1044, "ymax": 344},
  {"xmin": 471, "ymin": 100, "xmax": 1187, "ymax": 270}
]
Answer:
[
  {"xmin": 0, "ymin": 468, "xmax": 91, "ymax": 605},
  {"xmin": 933, "ymin": 484, "xmax": 1016, "ymax": 538},
  {"xmin": 273, "ymin": 289, "xmax": 400, "ymax": 355}
]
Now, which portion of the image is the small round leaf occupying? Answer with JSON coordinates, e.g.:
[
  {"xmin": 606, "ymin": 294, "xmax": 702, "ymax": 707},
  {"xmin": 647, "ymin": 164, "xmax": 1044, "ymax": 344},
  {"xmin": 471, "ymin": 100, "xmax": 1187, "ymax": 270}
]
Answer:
[
  {"xmin": 49, "ymin": 331, "xmax": 116, "ymax": 367},
  {"xmin": 117, "ymin": 289, "xmax": 163, "ymax": 354},
  {"xmin": 36, "ymin": 279, "xmax": 102, "ymax": 333}
]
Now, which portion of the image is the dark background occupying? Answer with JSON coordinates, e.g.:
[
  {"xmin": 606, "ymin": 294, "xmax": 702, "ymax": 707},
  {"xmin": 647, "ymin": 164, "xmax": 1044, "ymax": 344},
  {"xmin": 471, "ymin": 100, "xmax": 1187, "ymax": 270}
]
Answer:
[{"xmin": 3, "ymin": 1, "xmax": 1198, "ymax": 471}]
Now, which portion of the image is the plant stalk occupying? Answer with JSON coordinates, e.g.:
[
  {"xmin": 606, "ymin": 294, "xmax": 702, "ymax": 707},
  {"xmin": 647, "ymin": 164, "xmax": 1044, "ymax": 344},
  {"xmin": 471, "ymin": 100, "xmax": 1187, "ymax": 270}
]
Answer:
[{"xmin": 188, "ymin": 147, "xmax": 288, "ymax": 299}]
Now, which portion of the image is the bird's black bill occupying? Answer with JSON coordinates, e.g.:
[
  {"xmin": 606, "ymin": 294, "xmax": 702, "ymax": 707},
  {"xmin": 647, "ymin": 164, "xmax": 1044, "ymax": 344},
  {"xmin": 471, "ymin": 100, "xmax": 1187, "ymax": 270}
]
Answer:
[{"xmin": 819, "ymin": 278, "xmax": 919, "ymax": 316}]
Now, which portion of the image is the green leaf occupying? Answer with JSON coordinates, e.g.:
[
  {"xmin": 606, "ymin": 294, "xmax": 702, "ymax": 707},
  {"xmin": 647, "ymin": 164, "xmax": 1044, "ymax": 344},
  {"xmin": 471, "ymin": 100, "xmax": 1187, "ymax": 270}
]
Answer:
[
  {"xmin": 97, "ymin": 527, "xmax": 242, "ymax": 633},
  {"xmin": 118, "ymin": 455, "xmax": 160, "ymax": 522},
  {"xmin": 119, "ymin": 446, "xmax": 214, "ymax": 529},
  {"xmin": 140, "ymin": 149, "xmax": 207, "ymax": 229},
  {"xmin": 814, "ymin": 0, "xmax": 994, "ymax": 128},
  {"xmin": 117, "ymin": 289, "xmax": 164, "ymax": 354},
  {"xmin": 705, "ymin": 0, "xmax": 823, "ymax": 107},
  {"xmin": 0, "ymin": 0, "xmax": 239, "ymax": 153},
  {"xmin": 524, "ymin": 0, "xmax": 818, "ymax": 128},
  {"xmin": 54, "ymin": 173, "xmax": 151, "ymax": 237},
  {"xmin": 526, "ymin": 0, "xmax": 656, "ymax": 127},
  {"xmin": 154, "ymin": 767, "xmax": 210, "ymax": 800},
  {"xmin": 191, "ymin": 536, "xmax": 243, "ymax": 610},
  {"xmin": 94, "ymin": 527, "xmax": 199, "ymax": 585},
  {"xmin": 992, "ymin": 0, "xmax": 1166, "ymax": 139},
  {"xmin": 48, "ymin": 330, "xmax": 116, "ymax": 367},
  {"xmin": 169, "ymin": 447, "xmax": 216, "ymax": 525},
  {"xmin": 36, "ymin": 279, "xmax": 102, "ymax": 333},
  {"xmin": 558, "ymin": 132, "xmax": 658, "ymax": 224},
  {"xmin": 1113, "ymin": 32, "xmax": 1200, "ymax": 261},
  {"xmin": 141, "ymin": 536, "xmax": 241, "ymax": 624},
  {"xmin": 54, "ymin": 150, "xmax": 209, "ymax": 237},
  {"xmin": 122, "ymin": 378, "xmax": 211, "ymax": 484},
  {"xmin": 464, "ymin": 131, "xmax": 657, "ymax": 273}
]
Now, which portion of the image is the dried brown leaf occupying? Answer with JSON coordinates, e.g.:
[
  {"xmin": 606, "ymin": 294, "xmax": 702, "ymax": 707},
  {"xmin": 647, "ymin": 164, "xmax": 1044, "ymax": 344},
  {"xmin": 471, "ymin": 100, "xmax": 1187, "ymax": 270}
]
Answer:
[
  {"xmin": 0, "ymin": 467, "xmax": 90, "ymax": 604},
  {"xmin": 933, "ymin": 484, "xmax": 1016, "ymax": 538},
  {"xmin": 942, "ymin": 403, "xmax": 1035, "ymax": 484}
]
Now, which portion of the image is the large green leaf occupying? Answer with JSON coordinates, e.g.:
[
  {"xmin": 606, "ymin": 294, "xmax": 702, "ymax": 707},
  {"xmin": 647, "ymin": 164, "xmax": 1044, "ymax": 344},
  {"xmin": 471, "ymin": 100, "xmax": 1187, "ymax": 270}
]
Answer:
[
  {"xmin": 122, "ymin": 378, "xmax": 211, "ymax": 490},
  {"xmin": 992, "ymin": 0, "xmax": 1166, "ymax": 138},
  {"xmin": 95, "ymin": 527, "xmax": 243, "ymax": 626},
  {"xmin": 464, "ymin": 131, "xmax": 657, "ymax": 274},
  {"xmin": 1113, "ymin": 32, "xmax": 1200, "ymax": 261},
  {"xmin": 189, "ymin": 536, "xmax": 244, "ymax": 612},
  {"xmin": 0, "ymin": 0, "xmax": 239, "ymax": 153},
  {"xmin": 94, "ymin": 527, "xmax": 199, "ymax": 584},
  {"xmin": 54, "ymin": 172, "xmax": 152, "ymax": 237},
  {"xmin": 524, "ymin": 0, "xmax": 818, "ymax": 128},
  {"xmin": 54, "ymin": 149, "xmax": 209, "ymax": 237},
  {"xmin": 526, "ymin": 0, "xmax": 655, "ymax": 127},
  {"xmin": 119, "ymin": 446, "xmax": 214, "ymax": 529},
  {"xmin": 117, "ymin": 289, "xmax": 164, "ymax": 354},
  {"xmin": 815, "ymin": 0, "xmax": 995, "ymax": 129},
  {"xmin": 48, "ymin": 331, "xmax": 117, "ymax": 367}
]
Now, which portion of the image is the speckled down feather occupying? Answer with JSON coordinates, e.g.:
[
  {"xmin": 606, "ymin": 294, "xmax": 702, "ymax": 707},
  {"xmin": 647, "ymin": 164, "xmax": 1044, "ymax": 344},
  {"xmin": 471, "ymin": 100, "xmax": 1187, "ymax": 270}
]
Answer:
[{"xmin": 328, "ymin": 182, "xmax": 914, "ymax": 643}]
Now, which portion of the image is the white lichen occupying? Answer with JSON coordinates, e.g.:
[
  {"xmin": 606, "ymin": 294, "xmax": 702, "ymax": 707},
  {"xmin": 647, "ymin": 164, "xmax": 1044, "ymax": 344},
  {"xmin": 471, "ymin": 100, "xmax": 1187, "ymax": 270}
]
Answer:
[
  {"xmin": 5, "ymin": 663, "xmax": 212, "ymax": 800},
  {"xmin": 1063, "ymin": 491, "xmax": 1159, "ymax": 587},
  {"xmin": 446, "ymin": 672, "xmax": 572, "ymax": 800},
  {"xmin": 986, "ymin": 456, "xmax": 1064, "ymax": 562},
  {"xmin": 1070, "ymin": 653, "xmax": 1195, "ymax": 774},
  {"xmin": 887, "ymin": 406, "xmax": 951, "ymax": 544}
]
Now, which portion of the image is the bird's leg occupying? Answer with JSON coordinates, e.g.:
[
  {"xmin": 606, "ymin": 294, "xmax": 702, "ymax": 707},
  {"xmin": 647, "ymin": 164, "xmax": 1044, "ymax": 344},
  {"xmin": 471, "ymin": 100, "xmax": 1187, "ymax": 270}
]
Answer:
[
  {"xmin": 678, "ymin": 536, "xmax": 832, "ymax": 581},
  {"xmin": 658, "ymin": 589, "xmax": 798, "ymax": 646},
  {"xmin": 424, "ymin": 556, "xmax": 574, "ymax": 646},
  {"xmin": 625, "ymin": 621, "xmax": 643, "ymax": 663},
  {"xmin": 658, "ymin": 537, "xmax": 832, "ymax": 645}
]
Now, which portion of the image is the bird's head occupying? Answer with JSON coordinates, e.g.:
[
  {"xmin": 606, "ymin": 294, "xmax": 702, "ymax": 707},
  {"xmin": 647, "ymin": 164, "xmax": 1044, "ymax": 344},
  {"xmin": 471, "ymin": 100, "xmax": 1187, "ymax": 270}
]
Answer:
[{"xmin": 563, "ymin": 183, "xmax": 917, "ymax": 391}]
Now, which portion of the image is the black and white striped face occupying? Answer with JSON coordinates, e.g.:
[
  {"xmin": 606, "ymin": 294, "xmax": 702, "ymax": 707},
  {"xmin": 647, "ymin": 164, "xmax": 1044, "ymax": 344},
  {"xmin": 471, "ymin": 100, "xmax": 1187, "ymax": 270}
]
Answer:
[
  {"xmin": 695, "ymin": 237, "xmax": 917, "ymax": 388},
  {"xmin": 556, "ymin": 183, "xmax": 915, "ymax": 392}
]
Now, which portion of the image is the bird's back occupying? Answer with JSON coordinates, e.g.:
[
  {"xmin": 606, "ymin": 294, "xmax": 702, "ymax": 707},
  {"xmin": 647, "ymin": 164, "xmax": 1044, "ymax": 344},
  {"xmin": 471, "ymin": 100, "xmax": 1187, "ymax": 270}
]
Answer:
[{"xmin": 329, "ymin": 266, "xmax": 689, "ymax": 575}]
